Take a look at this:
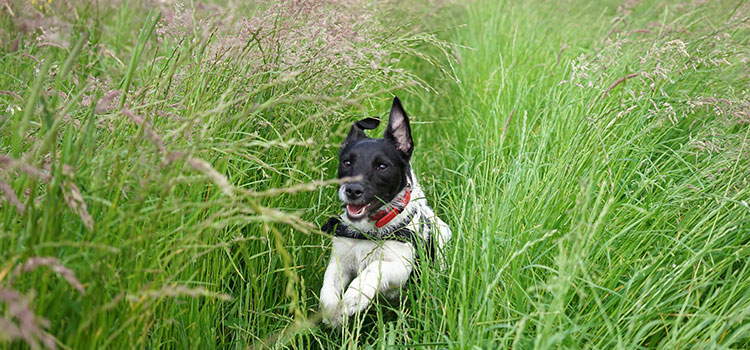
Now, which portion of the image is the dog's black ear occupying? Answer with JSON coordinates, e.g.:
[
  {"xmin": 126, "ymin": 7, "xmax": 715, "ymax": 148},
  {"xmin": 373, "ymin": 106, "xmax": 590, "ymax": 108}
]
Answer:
[
  {"xmin": 384, "ymin": 96, "xmax": 413, "ymax": 158},
  {"xmin": 355, "ymin": 117, "xmax": 380, "ymax": 130},
  {"xmin": 342, "ymin": 117, "xmax": 380, "ymax": 149}
]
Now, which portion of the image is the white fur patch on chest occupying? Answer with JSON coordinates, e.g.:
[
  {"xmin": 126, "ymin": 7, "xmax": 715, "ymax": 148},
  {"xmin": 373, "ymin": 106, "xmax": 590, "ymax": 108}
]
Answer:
[{"xmin": 332, "ymin": 237, "xmax": 414, "ymax": 273}]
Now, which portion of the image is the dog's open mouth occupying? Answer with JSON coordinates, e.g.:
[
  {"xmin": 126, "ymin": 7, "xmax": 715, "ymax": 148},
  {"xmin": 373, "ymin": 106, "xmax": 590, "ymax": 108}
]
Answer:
[{"xmin": 346, "ymin": 203, "xmax": 372, "ymax": 220}]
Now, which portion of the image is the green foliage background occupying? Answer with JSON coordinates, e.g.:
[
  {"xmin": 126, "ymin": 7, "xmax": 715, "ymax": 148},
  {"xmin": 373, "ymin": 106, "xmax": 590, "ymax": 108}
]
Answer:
[{"xmin": 1, "ymin": 0, "xmax": 748, "ymax": 349}]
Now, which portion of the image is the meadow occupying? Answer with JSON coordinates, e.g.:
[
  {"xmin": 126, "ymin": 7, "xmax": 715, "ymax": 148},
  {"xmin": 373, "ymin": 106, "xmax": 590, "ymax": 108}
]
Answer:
[{"xmin": 1, "ymin": 0, "xmax": 749, "ymax": 349}]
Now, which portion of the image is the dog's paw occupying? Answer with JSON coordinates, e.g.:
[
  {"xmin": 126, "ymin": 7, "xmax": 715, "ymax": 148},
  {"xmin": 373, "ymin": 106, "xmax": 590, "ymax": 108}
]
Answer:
[
  {"xmin": 341, "ymin": 289, "xmax": 372, "ymax": 317},
  {"xmin": 320, "ymin": 303, "xmax": 344, "ymax": 328},
  {"xmin": 321, "ymin": 311, "xmax": 343, "ymax": 328},
  {"xmin": 319, "ymin": 289, "xmax": 343, "ymax": 327},
  {"xmin": 319, "ymin": 290, "xmax": 340, "ymax": 313}
]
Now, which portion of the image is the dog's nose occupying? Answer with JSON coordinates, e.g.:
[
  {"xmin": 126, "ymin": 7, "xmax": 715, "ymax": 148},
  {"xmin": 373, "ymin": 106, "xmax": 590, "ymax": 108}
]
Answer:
[{"xmin": 344, "ymin": 184, "xmax": 364, "ymax": 200}]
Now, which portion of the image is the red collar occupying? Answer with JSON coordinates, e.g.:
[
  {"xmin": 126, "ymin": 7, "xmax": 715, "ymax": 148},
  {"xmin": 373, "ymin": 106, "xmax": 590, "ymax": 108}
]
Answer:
[{"xmin": 371, "ymin": 187, "xmax": 411, "ymax": 228}]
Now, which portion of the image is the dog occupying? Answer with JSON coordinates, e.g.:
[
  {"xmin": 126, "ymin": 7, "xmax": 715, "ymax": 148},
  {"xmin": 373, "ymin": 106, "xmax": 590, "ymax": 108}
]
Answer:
[{"xmin": 319, "ymin": 96, "xmax": 452, "ymax": 327}]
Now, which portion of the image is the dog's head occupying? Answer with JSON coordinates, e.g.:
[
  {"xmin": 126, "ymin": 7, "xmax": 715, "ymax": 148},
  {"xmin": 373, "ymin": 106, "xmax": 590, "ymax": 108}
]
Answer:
[{"xmin": 337, "ymin": 97, "xmax": 414, "ymax": 221}]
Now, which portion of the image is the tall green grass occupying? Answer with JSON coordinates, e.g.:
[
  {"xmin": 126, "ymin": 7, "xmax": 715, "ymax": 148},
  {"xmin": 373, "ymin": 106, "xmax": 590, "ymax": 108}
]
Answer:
[
  {"xmin": 402, "ymin": 0, "xmax": 750, "ymax": 349},
  {"xmin": 1, "ymin": 0, "xmax": 749, "ymax": 349}
]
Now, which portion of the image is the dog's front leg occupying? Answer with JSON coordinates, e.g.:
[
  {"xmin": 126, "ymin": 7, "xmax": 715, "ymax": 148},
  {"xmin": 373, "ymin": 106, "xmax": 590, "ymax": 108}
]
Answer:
[
  {"xmin": 320, "ymin": 252, "xmax": 351, "ymax": 326},
  {"xmin": 341, "ymin": 258, "xmax": 412, "ymax": 317}
]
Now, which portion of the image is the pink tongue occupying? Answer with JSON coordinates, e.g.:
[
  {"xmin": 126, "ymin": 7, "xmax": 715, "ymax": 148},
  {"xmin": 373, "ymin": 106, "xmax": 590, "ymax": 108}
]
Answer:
[{"xmin": 347, "ymin": 204, "xmax": 366, "ymax": 215}]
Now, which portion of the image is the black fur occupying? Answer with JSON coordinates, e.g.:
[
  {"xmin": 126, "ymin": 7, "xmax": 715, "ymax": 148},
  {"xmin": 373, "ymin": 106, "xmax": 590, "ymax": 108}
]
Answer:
[{"xmin": 338, "ymin": 97, "xmax": 414, "ymax": 220}]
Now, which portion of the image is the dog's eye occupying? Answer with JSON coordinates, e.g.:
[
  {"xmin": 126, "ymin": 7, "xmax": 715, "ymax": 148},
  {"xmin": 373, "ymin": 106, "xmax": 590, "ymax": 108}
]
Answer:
[
  {"xmin": 377, "ymin": 163, "xmax": 388, "ymax": 170},
  {"xmin": 343, "ymin": 160, "xmax": 352, "ymax": 167}
]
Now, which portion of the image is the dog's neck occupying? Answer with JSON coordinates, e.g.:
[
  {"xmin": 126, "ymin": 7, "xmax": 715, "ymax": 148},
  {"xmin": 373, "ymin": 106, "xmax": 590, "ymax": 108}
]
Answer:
[{"xmin": 371, "ymin": 182, "xmax": 411, "ymax": 228}]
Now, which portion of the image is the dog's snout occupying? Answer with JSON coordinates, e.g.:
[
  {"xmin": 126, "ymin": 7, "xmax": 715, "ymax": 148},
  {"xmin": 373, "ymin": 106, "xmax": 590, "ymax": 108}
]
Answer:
[{"xmin": 344, "ymin": 184, "xmax": 364, "ymax": 200}]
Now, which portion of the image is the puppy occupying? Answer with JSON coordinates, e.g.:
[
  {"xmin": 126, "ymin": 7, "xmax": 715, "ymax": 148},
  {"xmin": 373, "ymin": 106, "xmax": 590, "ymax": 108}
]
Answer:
[{"xmin": 319, "ymin": 97, "xmax": 452, "ymax": 327}]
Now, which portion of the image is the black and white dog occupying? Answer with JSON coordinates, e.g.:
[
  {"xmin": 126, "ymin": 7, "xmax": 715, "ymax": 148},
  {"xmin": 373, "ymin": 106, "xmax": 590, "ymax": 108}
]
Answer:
[{"xmin": 319, "ymin": 97, "xmax": 452, "ymax": 327}]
